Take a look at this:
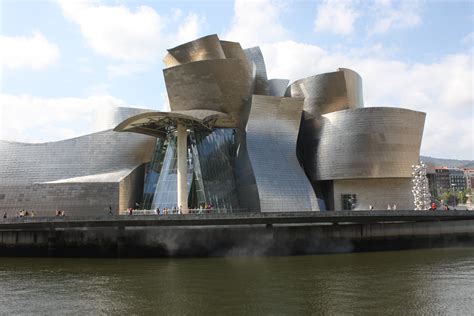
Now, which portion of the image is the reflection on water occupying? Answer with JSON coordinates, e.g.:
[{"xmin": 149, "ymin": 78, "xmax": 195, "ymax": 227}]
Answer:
[{"xmin": 1, "ymin": 248, "xmax": 474, "ymax": 314}]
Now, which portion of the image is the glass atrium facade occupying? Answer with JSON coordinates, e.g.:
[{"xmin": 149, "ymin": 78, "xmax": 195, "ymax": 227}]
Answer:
[{"xmin": 142, "ymin": 128, "xmax": 240, "ymax": 211}]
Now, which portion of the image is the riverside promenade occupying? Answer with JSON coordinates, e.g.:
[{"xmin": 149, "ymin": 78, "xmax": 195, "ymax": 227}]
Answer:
[
  {"xmin": 2, "ymin": 210, "xmax": 474, "ymax": 229},
  {"xmin": 1, "ymin": 211, "xmax": 474, "ymax": 257}
]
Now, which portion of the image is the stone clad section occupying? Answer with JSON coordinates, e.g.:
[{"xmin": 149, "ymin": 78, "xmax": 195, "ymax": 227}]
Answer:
[
  {"xmin": 312, "ymin": 107, "xmax": 425, "ymax": 181},
  {"xmin": 333, "ymin": 178, "xmax": 414, "ymax": 210},
  {"xmin": 246, "ymin": 95, "xmax": 320, "ymax": 212}
]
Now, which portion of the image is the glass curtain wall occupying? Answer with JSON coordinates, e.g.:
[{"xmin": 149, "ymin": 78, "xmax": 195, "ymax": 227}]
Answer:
[
  {"xmin": 142, "ymin": 128, "xmax": 241, "ymax": 212},
  {"xmin": 150, "ymin": 134, "xmax": 194, "ymax": 210},
  {"xmin": 142, "ymin": 138, "xmax": 166, "ymax": 209},
  {"xmin": 191, "ymin": 129, "xmax": 240, "ymax": 211}
]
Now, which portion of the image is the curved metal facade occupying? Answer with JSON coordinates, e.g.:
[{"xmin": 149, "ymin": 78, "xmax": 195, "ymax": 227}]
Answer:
[
  {"xmin": 309, "ymin": 107, "xmax": 425, "ymax": 181},
  {"xmin": 164, "ymin": 58, "xmax": 254, "ymax": 128},
  {"xmin": 267, "ymin": 79, "xmax": 289, "ymax": 97},
  {"xmin": 246, "ymin": 95, "xmax": 321, "ymax": 212},
  {"xmin": 0, "ymin": 107, "xmax": 155, "ymax": 216},
  {"xmin": 244, "ymin": 47, "xmax": 269, "ymax": 95},
  {"xmin": 0, "ymin": 34, "xmax": 428, "ymax": 216},
  {"xmin": 165, "ymin": 34, "xmax": 225, "ymax": 66},
  {"xmin": 220, "ymin": 40, "xmax": 247, "ymax": 61},
  {"xmin": 286, "ymin": 68, "xmax": 364, "ymax": 118}
]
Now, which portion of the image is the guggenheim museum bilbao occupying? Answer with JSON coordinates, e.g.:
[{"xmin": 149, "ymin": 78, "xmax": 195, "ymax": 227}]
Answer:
[{"xmin": 0, "ymin": 34, "xmax": 425, "ymax": 216}]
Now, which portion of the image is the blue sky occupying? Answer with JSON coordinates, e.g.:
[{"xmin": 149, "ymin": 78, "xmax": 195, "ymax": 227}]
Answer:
[{"xmin": 0, "ymin": 0, "xmax": 473, "ymax": 159}]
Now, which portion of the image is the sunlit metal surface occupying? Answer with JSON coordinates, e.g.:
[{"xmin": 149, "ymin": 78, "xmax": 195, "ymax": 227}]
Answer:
[
  {"xmin": 164, "ymin": 58, "xmax": 254, "ymax": 128},
  {"xmin": 286, "ymin": 68, "xmax": 364, "ymax": 118},
  {"xmin": 244, "ymin": 47, "xmax": 269, "ymax": 95},
  {"xmin": 165, "ymin": 34, "xmax": 225, "ymax": 66},
  {"xmin": 220, "ymin": 40, "xmax": 247, "ymax": 60},
  {"xmin": 267, "ymin": 79, "xmax": 289, "ymax": 97},
  {"xmin": 309, "ymin": 107, "xmax": 425, "ymax": 181},
  {"xmin": 246, "ymin": 95, "xmax": 321, "ymax": 212},
  {"xmin": 0, "ymin": 107, "xmax": 155, "ymax": 216}
]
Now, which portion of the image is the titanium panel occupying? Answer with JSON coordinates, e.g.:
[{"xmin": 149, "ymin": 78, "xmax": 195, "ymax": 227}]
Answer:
[
  {"xmin": 290, "ymin": 68, "xmax": 365, "ymax": 185},
  {"xmin": 339, "ymin": 68, "xmax": 364, "ymax": 109},
  {"xmin": 246, "ymin": 95, "xmax": 320, "ymax": 212},
  {"xmin": 310, "ymin": 107, "xmax": 425, "ymax": 181},
  {"xmin": 267, "ymin": 79, "xmax": 289, "ymax": 97},
  {"xmin": 0, "ymin": 107, "xmax": 155, "ymax": 215},
  {"xmin": 0, "ymin": 130, "xmax": 154, "ymax": 185},
  {"xmin": 163, "ymin": 53, "xmax": 181, "ymax": 67},
  {"xmin": 244, "ymin": 47, "xmax": 268, "ymax": 95},
  {"xmin": 220, "ymin": 40, "xmax": 247, "ymax": 61},
  {"xmin": 164, "ymin": 58, "xmax": 254, "ymax": 128},
  {"xmin": 286, "ymin": 68, "xmax": 363, "ymax": 119},
  {"xmin": 166, "ymin": 34, "xmax": 225, "ymax": 66}
]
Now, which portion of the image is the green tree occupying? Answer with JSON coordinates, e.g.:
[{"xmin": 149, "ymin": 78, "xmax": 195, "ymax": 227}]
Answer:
[
  {"xmin": 457, "ymin": 190, "xmax": 469, "ymax": 204},
  {"xmin": 438, "ymin": 191, "xmax": 451, "ymax": 204}
]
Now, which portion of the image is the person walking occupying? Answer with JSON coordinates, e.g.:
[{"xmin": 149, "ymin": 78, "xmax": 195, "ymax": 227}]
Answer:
[
  {"xmin": 387, "ymin": 204, "xmax": 392, "ymax": 211},
  {"xmin": 393, "ymin": 204, "xmax": 397, "ymax": 211},
  {"xmin": 369, "ymin": 204, "xmax": 374, "ymax": 211}
]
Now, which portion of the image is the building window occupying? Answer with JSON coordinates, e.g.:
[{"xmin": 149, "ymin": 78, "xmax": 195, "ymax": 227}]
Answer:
[{"xmin": 341, "ymin": 194, "xmax": 357, "ymax": 210}]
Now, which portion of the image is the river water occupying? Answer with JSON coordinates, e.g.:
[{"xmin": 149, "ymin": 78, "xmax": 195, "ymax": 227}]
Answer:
[{"xmin": 1, "ymin": 248, "xmax": 474, "ymax": 315}]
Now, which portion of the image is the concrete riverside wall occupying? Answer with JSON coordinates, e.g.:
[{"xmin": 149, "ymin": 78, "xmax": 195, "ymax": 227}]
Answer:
[{"xmin": 1, "ymin": 219, "xmax": 474, "ymax": 257}]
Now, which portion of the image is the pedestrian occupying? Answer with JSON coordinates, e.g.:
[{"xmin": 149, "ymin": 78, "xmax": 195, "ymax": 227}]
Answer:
[
  {"xmin": 369, "ymin": 204, "xmax": 373, "ymax": 211},
  {"xmin": 109, "ymin": 205, "xmax": 113, "ymax": 215},
  {"xmin": 393, "ymin": 204, "xmax": 397, "ymax": 211},
  {"xmin": 3, "ymin": 211, "xmax": 6, "ymax": 219},
  {"xmin": 387, "ymin": 204, "xmax": 392, "ymax": 211}
]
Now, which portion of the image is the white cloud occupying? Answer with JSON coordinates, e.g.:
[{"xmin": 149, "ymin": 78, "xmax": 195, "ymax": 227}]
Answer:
[
  {"xmin": 462, "ymin": 32, "xmax": 474, "ymax": 46},
  {"xmin": 58, "ymin": 1, "xmax": 163, "ymax": 61},
  {"xmin": 224, "ymin": 0, "xmax": 289, "ymax": 47},
  {"xmin": 314, "ymin": 0, "xmax": 360, "ymax": 35},
  {"xmin": 262, "ymin": 41, "xmax": 473, "ymax": 159},
  {"xmin": 0, "ymin": 94, "xmax": 140, "ymax": 143},
  {"xmin": 106, "ymin": 63, "xmax": 148, "ymax": 77},
  {"xmin": 57, "ymin": 0, "xmax": 206, "ymax": 63},
  {"xmin": 173, "ymin": 13, "xmax": 207, "ymax": 46},
  {"xmin": 0, "ymin": 31, "xmax": 60, "ymax": 70},
  {"xmin": 369, "ymin": 0, "xmax": 421, "ymax": 35}
]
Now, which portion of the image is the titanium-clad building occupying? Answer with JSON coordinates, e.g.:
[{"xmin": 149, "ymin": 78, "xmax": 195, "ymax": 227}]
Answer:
[
  {"xmin": 0, "ymin": 107, "xmax": 155, "ymax": 216},
  {"xmin": 0, "ymin": 34, "xmax": 425, "ymax": 215}
]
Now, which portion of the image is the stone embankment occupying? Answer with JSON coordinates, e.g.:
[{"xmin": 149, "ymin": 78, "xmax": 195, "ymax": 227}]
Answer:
[{"xmin": 1, "ymin": 211, "xmax": 474, "ymax": 257}]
